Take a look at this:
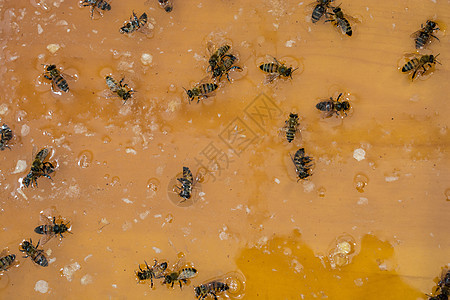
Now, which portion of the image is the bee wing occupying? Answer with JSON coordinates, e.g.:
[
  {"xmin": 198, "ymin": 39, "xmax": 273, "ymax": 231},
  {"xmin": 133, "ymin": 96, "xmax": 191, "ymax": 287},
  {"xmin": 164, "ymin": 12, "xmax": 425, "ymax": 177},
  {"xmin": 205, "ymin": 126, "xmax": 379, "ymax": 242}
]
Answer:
[
  {"xmin": 0, "ymin": 249, "xmax": 7, "ymax": 257},
  {"xmin": 345, "ymin": 14, "xmax": 360, "ymax": 23},
  {"xmin": 39, "ymin": 213, "xmax": 53, "ymax": 225},
  {"xmin": 264, "ymin": 73, "xmax": 280, "ymax": 84},
  {"xmin": 206, "ymin": 41, "xmax": 216, "ymax": 55},
  {"xmin": 39, "ymin": 232, "xmax": 55, "ymax": 246},
  {"xmin": 268, "ymin": 55, "xmax": 281, "ymax": 65},
  {"xmin": 321, "ymin": 110, "xmax": 335, "ymax": 118},
  {"xmin": 410, "ymin": 29, "xmax": 422, "ymax": 39}
]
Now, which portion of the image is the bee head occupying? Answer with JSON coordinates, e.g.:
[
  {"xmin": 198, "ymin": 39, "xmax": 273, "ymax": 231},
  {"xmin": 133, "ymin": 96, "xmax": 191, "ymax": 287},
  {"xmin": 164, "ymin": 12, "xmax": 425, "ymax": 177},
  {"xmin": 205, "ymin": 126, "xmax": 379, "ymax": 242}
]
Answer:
[
  {"xmin": 183, "ymin": 87, "xmax": 193, "ymax": 99},
  {"xmin": 427, "ymin": 20, "xmax": 438, "ymax": 28},
  {"xmin": 164, "ymin": 6, "xmax": 173, "ymax": 12},
  {"xmin": 46, "ymin": 64, "xmax": 56, "ymax": 71},
  {"xmin": 20, "ymin": 240, "xmax": 31, "ymax": 250},
  {"xmin": 289, "ymin": 113, "xmax": 298, "ymax": 119},
  {"xmin": 341, "ymin": 101, "xmax": 350, "ymax": 110}
]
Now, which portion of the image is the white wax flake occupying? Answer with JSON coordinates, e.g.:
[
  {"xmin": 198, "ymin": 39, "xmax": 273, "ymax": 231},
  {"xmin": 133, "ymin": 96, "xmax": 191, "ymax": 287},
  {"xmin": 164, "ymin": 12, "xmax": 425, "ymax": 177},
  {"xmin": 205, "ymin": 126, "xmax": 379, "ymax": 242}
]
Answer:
[
  {"xmin": 139, "ymin": 210, "xmax": 150, "ymax": 220},
  {"xmin": 35, "ymin": 280, "xmax": 49, "ymax": 293},
  {"xmin": 21, "ymin": 124, "xmax": 30, "ymax": 136},
  {"xmin": 199, "ymin": 192, "xmax": 205, "ymax": 197},
  {"xmin": 122, "ymin": 221, "xmax": 132, "ymax": 231},
  {"xmin": 37, "ymin": 24, "xmax": 43, "ymax": 34},
  {"xmin": 193, "ymin": 53, "xmax": 203, "ymax": 61},
  {"xmin": 0, "ymin": 104, "xmax": 9, "ymax": 115},
  {"xmin": 122, "ymin": 198, "xmax": 133, "ymax": 204},
  {"xmin": 81, "ymin": 274, "xmax": 93, "ymax": 285},
  {"xmin": 154, "ymin": 214, "xmax": 162, "ymax": 218},
  {"xmin": 84, "ymin": 254, "xmax": 93, "ymax": 262},
  {"xmin": 354, "ymin": 278, "xmax": 364, "ymax": 287},
  {"xmin": 140, "ymin": 53, "xmax": 153, "ymax": 65},
  {"xmin": 12, "ymin": 160, "xmax": 27, "ymax": 174},
  {"xmin": 392, "ymin": 23, "xmax": 396, "ymax": 29},
  {"xmin": 274, "ymin": 178, "xmax": 280, "ymax": 184},
  {"xmin": 353, "ymin": 148, "xmax": 366, "ymax": 161},
  {"xmin": 112, "ymin": 284, "xmax": 117, "ymax": 288},
  {"xmin": 285, "ymin": 40, "xmax": 295, "ymax": 47},
  {"xmin": 48, "ymin": 258, "xmax": 56, "ymax": 264},
  {"xmin": 273, "ymin": 23, "xmax": 279, "ymax": 29},
  {"xmin": 357, "ymin": 197, "xmax": 368, "ymax": 205},
  {"xmin": 125, "ymin": 148, "xmax": 137, "ymax": 155},
  {"xmin": 302, "ymin": 181, "xmax": 315, "ymax": 193},
  {"xmin": 219, "ymin": 226, "xmax": 230, "ymax": 240},
  {"xmin": 430, "ymin": 0, "xmax": 436, "ymax": 3},
  {"xmin": 46, "ymin": 43, "xmax": 61, "ymax": 54},
  {"xmin": 152, "ymin": 247, "xmax": 161, "ymax": 253},
  {"xmin": 62, "ymin": 262, "xmax": 81, "ymax": 282},
  {"xmin": 385, "ymin": 176, "xmax": 399, "ymax": 182}
]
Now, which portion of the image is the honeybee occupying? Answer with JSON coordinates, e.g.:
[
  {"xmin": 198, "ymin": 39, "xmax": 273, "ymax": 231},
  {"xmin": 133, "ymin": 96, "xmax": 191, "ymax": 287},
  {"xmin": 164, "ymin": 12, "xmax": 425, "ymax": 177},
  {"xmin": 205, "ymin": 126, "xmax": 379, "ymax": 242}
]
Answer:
[
  {"xmin": 0, "ymin": 250, "xmax": 16, "ymax": 271},
  {"xmin": 162, "ymin": 267, "xmax": 197, "ymax": 289},
  {"xmin": 0, "ymin": 123, "xmax": 13, "ymax": 150},
  {"xmin": 283, "ymin": 113, "xmax": 300, "ymax": 143},
  {"xmin": 158, "ymin": 0, "xmax": 173, "ymax": 12},
  {"xmin": 120, "ymin": 11, "xmax": 147, "ymax": 34},
  {"xmin": 412, "ymin": 20, "xmax": 440, "ymax": 49},
  {"xmin": 136, "ymin": 260, "xmax": 168, "ymax": 288},
  {"xmin": 43, "ymin": 64, "xmax": 70, "ymax": 93},
  {"xmin": 401, "ymin": 54, "xmax": 441, "ymax": 80},
  {"xmin": 23, "ymin": 148, "xmax": 55, "ymax": 188},
  {"xmin": 315, "ymin": 93, "xmax": 350, "ymax": 117},
  {"xmin": 195, "ymin": 280, "xmax": 230, "ymax": 300},
  {"xmin": 208, "ymin": 44, "xmax": 231, "ymax": 71},
  {"xmin": 326, "ymin": 6, "xmax": 353, "ymax": 36},
  {"xmin": 80, "ymin": 0, "xmax": 111, "ymax": 18},
  {"xmin": 259, "ymin": 56, "xmax": 298, "ymax": 84},
  {"xmin": 105, "ymin": 76, "xmax": 135, "ymax": 103},
  {"xmin": 436, "ymin": 269, "xmax": 450, "ymax": 296},
  {"xmin": 212, "ymin": 55, "xmax": 242, "ymax": 82},
  {"xmin": 183, "ymin": 83, "xmax": 218, "ymax": 103},
  {"xmin": 176, "ymin": 167, "xmax": 194, "ymax": 202},
  {"xmin": 19, "ymin": 239, "xmax": 48, "ymax": 267},
  {"xmin": 291, "ymin": 148, "xmax": 314, "ymax": 181},
  {"xmin": 34, "ymin": 213, "xmax": 72, "ymax": 245},
  {"xmin": 310, "ymin": 0, "xmax": 334, "ymax": 23}
]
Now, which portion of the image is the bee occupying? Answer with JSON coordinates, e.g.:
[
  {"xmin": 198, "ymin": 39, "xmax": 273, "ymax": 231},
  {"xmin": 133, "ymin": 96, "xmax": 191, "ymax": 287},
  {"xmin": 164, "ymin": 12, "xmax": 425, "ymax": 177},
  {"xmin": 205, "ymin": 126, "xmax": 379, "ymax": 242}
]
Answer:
[
  {"xmin": 0, "ymin": 124, "xmax": 13, "ymax": 150},
  {"xmin": 208, "ymin": 44, "xmax": 231, "ymax": 71},
  {"xmin": 259, "ymin": 56, "xmax": 298, "ymax": 84},
  {"xmin": 326, "ymin": 6, "xmax": 353, "ymax": 36},
  {"xmin": 291, "ymin": 148, "xmax": 314, "ymax": 181},
  {"xmin": 183, "ymin": 83, "xmax": 218, "ymax": 103},
  {"xmin": 0, "ymin": 250, "xmax": 16, "ymax": 271},
  {"xmin": 34, "ymin": 214, "xmax": 72, "ymax": 245},
  {"xmin": 158, "ymin": 0, "xmax": 173, "ymax": 12},
  {"xmin": 315, "ymin": 93, "xmax": 350, "ymax": 117},
  {"xmin": 136, "ymin": 260, "xmax": 168, "ymax": 288},
  {"xmin": 19, "ymin": 239, "xmax": 48, "ymax": 267},
  {"xmin": 43, "ymin": 64, "xmax": 69, "ymax": 93},
  {"xmin": 22, "ymin": 148, "xmax": 55, "ymax": 188},
  {"xmin": 80, "ymin": 0, "xmax": 111, "ymax": 18},
  {"xmin": 401, "ymin": 54, "xmax": 441, "ymax": 80},
  {"xmin": 412, "ymin": 20, "xmax": 440, "ymax": 49},
  {"xmin": 176, "ymin": 167, "xmax": 194, "ymax": 202},
  {"xmin": 283, "ymin": 113, "xmax": 300, "ymax": 143},
  {"xmin": 436, "ymin": 269, "xmax": 450, "ymax": 296},
  {"xmin": 162, "ymin": 267, "xmax": 197, "ymax": 289},
  {"xmin": 195, "ymin": 280, "xmax": 230, "ymax": 300},
  {"xmin": 105, "ymin": 76, "xmax": 135, "ymax": 103},
  {"xmin": 120, "ymin": 11, "xmax": 147, "ymax": 34},
  {"xmin": 212, "ymin": 55, "xmax": 242, "ymax": 82},
  {"xmin": 310, "ymin": 0, "xmax": 334, "ymax": 23}
]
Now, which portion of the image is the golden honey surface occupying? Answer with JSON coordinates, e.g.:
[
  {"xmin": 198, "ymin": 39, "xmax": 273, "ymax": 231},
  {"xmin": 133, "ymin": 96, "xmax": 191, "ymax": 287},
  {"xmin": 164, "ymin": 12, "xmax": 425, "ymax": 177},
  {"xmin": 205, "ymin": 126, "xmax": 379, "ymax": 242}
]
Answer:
[{"xmin": 0, "ymin": 0, "xmax": 449, "ymax": 299}]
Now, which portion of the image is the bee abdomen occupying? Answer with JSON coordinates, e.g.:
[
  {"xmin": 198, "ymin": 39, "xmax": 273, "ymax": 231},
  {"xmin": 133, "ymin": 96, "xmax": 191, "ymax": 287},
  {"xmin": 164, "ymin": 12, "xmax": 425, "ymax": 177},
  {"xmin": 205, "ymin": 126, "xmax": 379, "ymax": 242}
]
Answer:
[
  {"xmin": 316, "ymin": 101, "xmax": 334, "ymax": 111},
  {"xmin": 55, "ymin": 77, "xmax": 69, "ymax": 92},
  {"xmin": 260, "ymin": 63, "xmax": 278, "ymax": 73},
  {"xmin": 341, "ymin": 19, "xmax": 352, "ymax": 36},
  {"xmin": 34, "ymin": 225, "xmax": 50, "ymax": 234},
  {"xmin": 0, "ymin": 254, "xmax": 16, "ymax": 270},
  {"xmin": 312, "ymin": 5, "xmax": 325, "ymax": 23},
  {"xmin": 402, "ymin": 58, "xmax": 419, "ymax": 72},
  {"xmin": 34, "ymin": 252, "xmax": 48, "ymax": 267},
  {"xmin": 98, "ymin": 0, "xmax": 111, "ymax": 11},
  {"xmin": 415, "ymin": 33, "xmax": 428, "ymax": 49},
  {"xmin": 199, "ymin": 83, "xmax": 217, "ymax": 95}
]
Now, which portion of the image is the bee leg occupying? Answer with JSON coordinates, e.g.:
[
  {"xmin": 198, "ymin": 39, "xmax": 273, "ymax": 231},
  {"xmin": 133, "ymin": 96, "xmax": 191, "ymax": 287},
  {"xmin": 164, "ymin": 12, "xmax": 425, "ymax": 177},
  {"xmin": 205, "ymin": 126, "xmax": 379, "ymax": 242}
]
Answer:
[
  {"xmin": 43, "ymin": 74, "xmax": 52, "ymax": 80},
  {"xmin": 431, "ymin": 34, "xmax": 439, "ymax": 41},
  {"xmin": 42, "ymin": 174, "xmax": 53, "ymax": 180},
  {"xmin": 150, "ymin": 276, "xmax": 153, "ymax": 288}
]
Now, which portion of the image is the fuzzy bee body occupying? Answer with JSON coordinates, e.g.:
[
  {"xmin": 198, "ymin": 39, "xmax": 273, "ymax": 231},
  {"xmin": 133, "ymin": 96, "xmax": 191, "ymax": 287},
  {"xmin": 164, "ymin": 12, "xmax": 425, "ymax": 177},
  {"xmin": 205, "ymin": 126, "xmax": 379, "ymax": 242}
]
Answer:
[
  {"xmin": 316, "ymin": 93, "xmax": 350, "ymax": 117},
  {"xmin": 184, "ymin": 83, "xmax": 218, "ymax": 103},
  {"xmin": 158, "ymin": 0, "xmax": 173, "ymax": 12},
  {"xmin": 176, "ymin": 167, "xmax": 194, "ymax": 201},
  {"xmin": 81, "ymin": 0, "xmax": 111, "ymax": 18},
  {"xmin": 34, "ymin": 215, "xmax": 72, "ymax": 245},
  {"xmin": 412, "ymin": 20, "xmax": 439, "ymax": 49},
  {"xmin": 402, "ymin": 54, "xmax": 440, "ymax": 80},
  {"xmin": 20, "ymin": 239, "xmax": 48, "ymax": 267},
  {"xmin": 209, "ymin": 45, "xmax": 231, "ymax": 71},
  {"xmin": 327, "ymin": 7, "xmax": 352, "ymax": 36},
  {"xmin": 283, "ymin": 113, "xmax": 300, "ymax": 143},
  {"xmin": 259, "ymin": 57, "xmax": 297, "ymax": 83},
  {"xmin": 195, "ymin": 280, "xmax": 229, "ymax": 300},
  {"xmin": 105, "ymin": 76, "xmax": 135, "ymax": 102},
  {"xmin": 163, "ymin": 267, "xmax": 197, "ymax": 289},
  {"xmin": 120, "ymin": 12, "xmax": 147, "ymax": 34},
  {"xmin": 136, "ymin": 260, "xmax": 168, "ymax": 288},
  {"xmin": 0, "ymin": 124, "xmax": 13, "ymax": 150},
  {"xmin": 23, "ymin": 148, "xmax": 55, "ymax": 188},
  {"xmin": 212, "ymin": 54, "xmax": 242, "ymax": 82},
  {"xmin": 0, "ymin": 254, "xmax": 16, "ymax": 271},
  {"xmin": 291, "ymin": 148, "xmax": 314, "ymax": 181},
  {"xmin": 43, "ymin": 64, "xmax": 69, "ymax": 92},
  {"xmin": 311, "ymin": 0, "xmax": 334, "ymax": 23}
]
